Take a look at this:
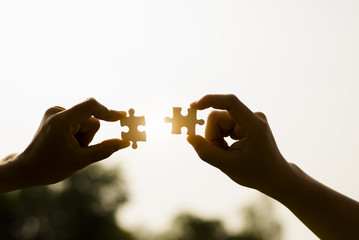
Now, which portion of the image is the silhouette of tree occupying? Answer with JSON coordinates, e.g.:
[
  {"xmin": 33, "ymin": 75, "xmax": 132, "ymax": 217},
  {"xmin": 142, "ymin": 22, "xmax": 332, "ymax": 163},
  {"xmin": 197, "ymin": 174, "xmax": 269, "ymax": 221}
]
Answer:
[
  {"xmin": 0, "ymin": 164, "xmax": 134, "ymax": 240},
  {"xmin": 155, "ymin": 197, "xmax": 281, "ymax": 240},
  {"xmin": 157, "ymin": 213, "xmax": 227, "ymax": 240},
  {"xmin": 0, "ymin": 164, "xmax": 282, "ymax": 240},
  {"xmin": 237, "ymin": 196, "xmax": 282, "ymax": 240}
]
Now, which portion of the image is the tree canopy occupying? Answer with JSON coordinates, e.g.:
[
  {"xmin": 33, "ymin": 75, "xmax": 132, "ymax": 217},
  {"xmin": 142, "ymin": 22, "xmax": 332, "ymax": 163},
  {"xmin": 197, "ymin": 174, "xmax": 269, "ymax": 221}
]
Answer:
[{"xmin": 0, "ymin": 164, "xmax": 281, "ymax": 240}]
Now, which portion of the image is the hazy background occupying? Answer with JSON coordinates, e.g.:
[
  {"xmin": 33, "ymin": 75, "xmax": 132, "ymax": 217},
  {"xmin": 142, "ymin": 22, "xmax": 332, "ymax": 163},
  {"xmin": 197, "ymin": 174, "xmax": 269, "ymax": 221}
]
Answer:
[{"xmin": 1, "ymin": 1, "xmax": 359, "ymax": 239}]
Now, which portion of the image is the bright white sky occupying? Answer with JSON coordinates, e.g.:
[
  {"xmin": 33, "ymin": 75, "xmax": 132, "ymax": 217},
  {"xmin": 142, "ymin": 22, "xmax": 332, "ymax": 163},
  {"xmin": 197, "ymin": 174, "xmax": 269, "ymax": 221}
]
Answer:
[{"xmin": 1, "ymin": 1, "xmax": 359, "ymax": 239}]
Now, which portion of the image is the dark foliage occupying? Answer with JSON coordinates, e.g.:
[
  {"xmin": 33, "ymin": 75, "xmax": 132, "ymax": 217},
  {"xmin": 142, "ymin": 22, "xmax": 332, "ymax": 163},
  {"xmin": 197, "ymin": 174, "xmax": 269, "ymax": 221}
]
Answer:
[
  {"xmin": 0, "ymin": 164, "xmax": 134, "ymax": 240},
  {"xmin": 0, "ymin": 165, "xmax": 281, "ymax": 240}
]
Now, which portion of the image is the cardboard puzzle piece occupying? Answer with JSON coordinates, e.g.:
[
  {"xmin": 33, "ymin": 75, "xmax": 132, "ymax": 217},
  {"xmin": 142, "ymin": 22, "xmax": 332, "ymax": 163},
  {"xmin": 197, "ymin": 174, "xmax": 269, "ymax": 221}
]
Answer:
[
  {"xmin": 165, "ymin": 107, "xmax": 204, "ymax": 135},
  {"xmin": 120, "ymin": 108, "xmax": 146, "ymax": 149}
]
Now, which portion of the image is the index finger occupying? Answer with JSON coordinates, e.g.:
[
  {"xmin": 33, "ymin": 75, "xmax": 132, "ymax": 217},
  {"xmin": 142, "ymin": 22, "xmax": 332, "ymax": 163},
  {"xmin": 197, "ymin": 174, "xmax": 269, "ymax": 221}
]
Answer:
[
  {"xmin": 190, "ymin": 94, "xmax": 254, "ymax": 127},
  {"xmin": 63, "ymin": 98, "xmax": 127, "ymax": 123}
]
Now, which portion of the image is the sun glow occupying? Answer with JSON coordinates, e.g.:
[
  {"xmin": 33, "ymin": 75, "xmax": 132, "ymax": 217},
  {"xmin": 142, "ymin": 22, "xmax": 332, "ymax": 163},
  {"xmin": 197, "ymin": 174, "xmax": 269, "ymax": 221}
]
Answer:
[{"xmin": 144, "ymin": 110, "xmax": 173, "ymax": 144}]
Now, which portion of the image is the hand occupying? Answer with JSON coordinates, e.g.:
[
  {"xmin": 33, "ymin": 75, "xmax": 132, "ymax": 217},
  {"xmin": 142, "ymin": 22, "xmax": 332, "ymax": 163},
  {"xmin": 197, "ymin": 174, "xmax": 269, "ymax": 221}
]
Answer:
[
  {"xmin": 11, "ymin": 98, "xmax": 130, "ymax": 189},
  {"xmin": 187, "ymin": 94, "xmax": 292, "ymax": 195}
]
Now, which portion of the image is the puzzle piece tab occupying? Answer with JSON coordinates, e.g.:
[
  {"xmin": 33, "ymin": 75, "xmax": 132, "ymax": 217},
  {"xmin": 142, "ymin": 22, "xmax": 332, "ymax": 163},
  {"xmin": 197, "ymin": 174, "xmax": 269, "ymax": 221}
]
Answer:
[
  {"xmin": 165, "ymin": 107, "xmax": 204, "ymax": 135},
  {"xmin": 120, "ymin": 108, "xmax": 146, "ymax": 149}
]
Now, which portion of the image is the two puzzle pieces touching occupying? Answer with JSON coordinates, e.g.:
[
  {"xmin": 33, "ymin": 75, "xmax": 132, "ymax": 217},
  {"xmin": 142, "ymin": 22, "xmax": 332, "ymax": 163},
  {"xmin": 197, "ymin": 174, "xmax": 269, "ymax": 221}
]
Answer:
[{"xmin": 120, "ymin": 107, "xmax": 204, "ymax": 149}]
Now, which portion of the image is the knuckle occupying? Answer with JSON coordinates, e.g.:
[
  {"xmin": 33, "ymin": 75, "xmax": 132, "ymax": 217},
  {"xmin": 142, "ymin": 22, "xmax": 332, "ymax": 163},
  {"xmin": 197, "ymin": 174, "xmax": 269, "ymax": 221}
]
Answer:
[
  {"xmin": 46, "ymin": 113, "xmax": 62, "ymax": 126},
  {"xmin": 255, "ymin": 111, "xmax": 267, "ymax": 120},
  {"xmin": 227, "ymin": 94, "xmax": 239, "ymax": 103},
  {"xmin": 207, "ymin": 110, "xmax": 221, "ymax": 120},
  {"xmin": 43, "ymin": 108, "xmax": 65, "ymax": 127},
  {"xmin": 44, "ymin": 107, "xmax": 62, "ymax": 117},
  {"xmin": 254, "ymin": 115, "xmax": 270, "ymax": 133},
  {"xmin": 85, "ymin": 97, "xmax": 98, "ymax": 106}
]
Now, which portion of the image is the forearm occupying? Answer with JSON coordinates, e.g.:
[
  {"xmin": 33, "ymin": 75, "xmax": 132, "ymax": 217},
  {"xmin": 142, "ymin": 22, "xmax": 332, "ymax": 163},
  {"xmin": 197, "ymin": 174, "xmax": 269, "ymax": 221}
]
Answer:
[{"xmin": 269, "ymin": 163, "xmax": 359, "ymax": 240}]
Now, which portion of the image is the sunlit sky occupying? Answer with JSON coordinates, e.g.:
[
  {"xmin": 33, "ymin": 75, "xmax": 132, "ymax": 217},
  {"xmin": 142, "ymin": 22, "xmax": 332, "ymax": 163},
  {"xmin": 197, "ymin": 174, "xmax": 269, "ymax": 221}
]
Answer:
[{"xmin": 1, "ymin": 1, "xmax": 359, "ymax": 239}]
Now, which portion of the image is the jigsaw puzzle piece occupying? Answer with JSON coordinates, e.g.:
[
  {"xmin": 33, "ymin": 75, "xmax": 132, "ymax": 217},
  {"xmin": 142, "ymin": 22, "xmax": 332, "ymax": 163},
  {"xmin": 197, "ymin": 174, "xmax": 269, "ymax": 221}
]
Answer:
[
  {"xmin": 120, "ymin": 108, "xmax": 146, "ymax": 149},
  {"xmin": 165, "ymin": 107, "xmax": 204, "ymax": 135},
  {"xmin": 165, "ymin": 107, "xmax": 183, "ymax": 134},
  {"xmin": 185, "ymin": 108, "xmax": 205, "ymax": 135},
  {"xmin": 121, "ymin": 131, "xmax": 146, "ymax": 149}
]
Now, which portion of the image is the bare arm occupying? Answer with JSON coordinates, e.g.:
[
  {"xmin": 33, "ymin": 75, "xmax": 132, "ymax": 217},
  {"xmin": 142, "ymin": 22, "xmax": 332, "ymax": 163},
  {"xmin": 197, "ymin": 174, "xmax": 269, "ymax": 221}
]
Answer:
[
  {"xmin": 0, "ymin": 98, "xmax": 130, "ymax": 193},
  {"xmin": 187, "ymin": 94, "xmax": 359, "ymax": 240},
  {"xmin": 275, "ymin": 164, "xmax": 359, "ymax": 240}
]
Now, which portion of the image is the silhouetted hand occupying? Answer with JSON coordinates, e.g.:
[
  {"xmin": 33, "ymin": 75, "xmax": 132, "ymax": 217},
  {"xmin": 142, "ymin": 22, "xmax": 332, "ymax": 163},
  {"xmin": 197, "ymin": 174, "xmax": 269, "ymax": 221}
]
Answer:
[
  {"xmin": 2, "ymin": 98, "xmax": 130, "ymax": 192},
  {"xmin": 187, "ymin": 94, "xmax": 292, "ymax": 195},
  {"xmin": 188, "ymin": 94, "xmax": 359, "ymax": 239}
]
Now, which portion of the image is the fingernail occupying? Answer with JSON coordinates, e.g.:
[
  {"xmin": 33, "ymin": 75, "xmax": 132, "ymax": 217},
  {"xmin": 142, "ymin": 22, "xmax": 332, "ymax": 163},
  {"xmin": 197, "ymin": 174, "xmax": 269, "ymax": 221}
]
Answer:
[
  {"xmin": 122, "ymin": 140, "xmax": 131, "ymax": 148},
  {"xmin": 113, "ymin": 110, "xmax": 127, "ymax": 118},
  {"xmin": 190, "ymin": 101, "xmax": 197, "ymax": 108},
  {"xmin": 186, "ymin": 135, "xmax": 194, "ymax": 144}
]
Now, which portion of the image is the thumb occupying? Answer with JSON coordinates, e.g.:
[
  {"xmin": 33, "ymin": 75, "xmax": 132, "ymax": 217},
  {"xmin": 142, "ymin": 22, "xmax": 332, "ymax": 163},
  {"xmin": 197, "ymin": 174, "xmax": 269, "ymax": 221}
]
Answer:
[
  {"xmin": 83, "ymin": 139, "xmax": 130, "ymax": 165},
  {"xmin": 187, "ymin": 135, "xmax": 231, "ymax": 169}
]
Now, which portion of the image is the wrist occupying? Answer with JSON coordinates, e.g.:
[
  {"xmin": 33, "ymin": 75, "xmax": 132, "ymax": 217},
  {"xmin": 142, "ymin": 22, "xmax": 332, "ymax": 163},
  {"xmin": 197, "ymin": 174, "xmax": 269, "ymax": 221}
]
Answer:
[
  {"xmin": 260, "ymin": 161, "xmax": 301, "ymax": 200},
  {"xmin": 0, "ymin": 154, "xmax": 21, "ymax": 193},
  {"xmin": 0, "ymin": 152, "xmax": 34, "ymax": 193}
]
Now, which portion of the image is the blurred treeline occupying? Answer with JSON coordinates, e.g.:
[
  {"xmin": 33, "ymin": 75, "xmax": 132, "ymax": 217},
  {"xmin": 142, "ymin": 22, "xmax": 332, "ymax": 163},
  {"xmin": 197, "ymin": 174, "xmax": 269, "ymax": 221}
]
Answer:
[{"xmin": 0, "ymin": 165, "xmax": 281, "ymax": 240}]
